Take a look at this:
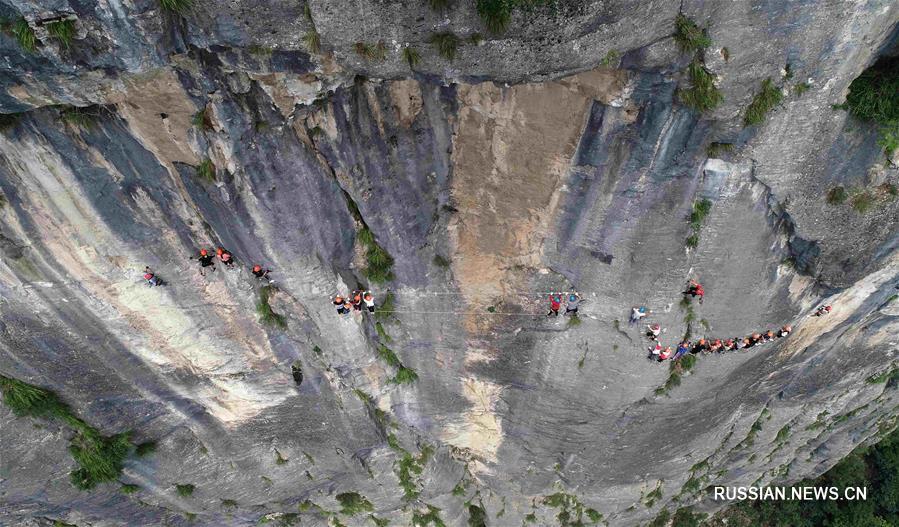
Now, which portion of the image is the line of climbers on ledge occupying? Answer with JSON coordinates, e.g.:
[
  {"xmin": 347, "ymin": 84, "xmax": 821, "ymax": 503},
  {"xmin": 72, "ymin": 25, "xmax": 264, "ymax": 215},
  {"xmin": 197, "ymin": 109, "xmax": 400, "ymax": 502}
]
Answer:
[
  {"xmin": 141, "ymin": 247, "xmax": 274, "ymax": 287},
  {"xmin": 625, "ymin": 278, "xmax": 834, "ymax": 363},
  {"xmin": 331, "ymin": 291, "xmax": 377, "ymax": 314}
]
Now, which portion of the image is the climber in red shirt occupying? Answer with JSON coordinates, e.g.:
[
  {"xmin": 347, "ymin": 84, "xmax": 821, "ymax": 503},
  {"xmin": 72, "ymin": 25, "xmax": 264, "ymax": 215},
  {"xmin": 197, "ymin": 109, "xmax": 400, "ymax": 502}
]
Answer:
[
  {"xmin": 547, "ymin": 292, "xmax": 562, "ymax": 317},
  {"xmin": 683, "ymin": 279, "xmax": 704, "ymax": 304}
]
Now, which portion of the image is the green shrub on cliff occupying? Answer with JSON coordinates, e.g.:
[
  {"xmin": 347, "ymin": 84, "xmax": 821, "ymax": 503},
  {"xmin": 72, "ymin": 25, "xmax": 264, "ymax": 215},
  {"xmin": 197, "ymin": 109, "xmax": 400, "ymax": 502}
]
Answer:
[
  {"xmin": 744, "ymin": 78, "xmax": 784, "ymax": 126},
  {"xmin": 429, "ymin": 32, "xmax": 461, "ymax": 61},
  {"xmin": 673, "ymin": 14, "xmax": 711, "ymax": 53},
  {"xmin": 0, "ymin": 375, "xmax": 135, "ymax": 490},
  {"xmin": 46, "ymin": 19, "xmax": 76, "ymax": 49}
]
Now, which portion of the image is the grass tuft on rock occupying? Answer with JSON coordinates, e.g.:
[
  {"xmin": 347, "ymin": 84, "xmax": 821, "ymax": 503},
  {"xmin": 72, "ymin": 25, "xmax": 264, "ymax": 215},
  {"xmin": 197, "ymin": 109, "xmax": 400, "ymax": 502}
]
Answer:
[
  {"xmin": 377, "ymin": 344, "xmax": 401, "ymax": 368},
  {"xmin": 707, "ymin": 142, "xmax": 734, "ymax": 157},
  {"xmin": 402, "ymin": 45, "xmax": 421, "ymax": 68},
  {"xmin": 673, "ymin": 14, "xmax": 711, "ymax": 53},
  {"xmin": 135, "ymin": 441, "xmax": 156, "ymax": 457},
  {"xmin": 476, "ymin": 0, "xmax": 511, "ymax": 34},
  {"xmin": 159, "ymin": 0, "xmax": 192, "ymax": 13},
  {"xmin": 850, "ymin": 190, "xmax": 874, "ymax": 214},
  {"xmin": 826, "ymin": 186, "xmax": 848, "ymax": 204},
  {"xmin": 46, "ymin": 19, "xmax": 76, "ymax": 49},
  {"xmin": 256, "ymin": 285, "xmax": 287, "ymax": 329},
  {"xmin": 428, "ymin": 0, "xmax": 452, "ymax": 9},
  {"xmin": 678, "ymin": 58, "xmax": 722, "ymax": 113},
  {"xmin": 175, "ymin": 483, "xmax": 195, "ymax": 497},
  {"xmin": 336, "ymin": 492, "xmax": 374, "ymax": 515},
  {"xmin": 121, "ymin": 483, "xmax": 140, "ymax": 494},
  {"xmin": 0, "ymin": 375, "xmax": 134, "ymax": 490},
  {"xmin": 60, "ymin": 106, "xmax": 97, "ymax": 128},
  {"xmin": 429, "ymin": 32, "xmax": 461, "ymax": 61},
  {"xmin": 390, "ymin": 366, "xmax": 419, "ymax": 385},
  {"xmin": 303, "ymin": 31, "xmax": 321, "ymax": 54},
  {"xmin": 6, "ymin": 18, "xmax": 37, "ymax": 52},
  {"xmin": 353, "ymin": 41, "xmax": 387, "ymax": 61},
  {"xmin": 196, "ymin": 158, "xmax": 215, "ymax": 182},
  {"xmin": 744, "ymin": 78, "xmax": 783, "ymax": 126}
]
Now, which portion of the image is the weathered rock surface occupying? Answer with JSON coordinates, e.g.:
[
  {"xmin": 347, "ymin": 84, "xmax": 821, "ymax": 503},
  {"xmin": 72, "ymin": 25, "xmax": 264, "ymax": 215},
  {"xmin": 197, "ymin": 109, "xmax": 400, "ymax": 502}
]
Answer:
[{"xmin": 0, "ymin": 1, "xmax": 898, "ymax": 526}]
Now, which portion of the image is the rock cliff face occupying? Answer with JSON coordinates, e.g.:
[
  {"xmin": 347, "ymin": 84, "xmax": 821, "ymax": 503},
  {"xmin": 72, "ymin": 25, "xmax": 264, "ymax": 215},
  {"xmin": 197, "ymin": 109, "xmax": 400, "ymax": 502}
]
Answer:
[{"xmin": 1, "ymin": 1, "xmax": 898, "ymax": 526}]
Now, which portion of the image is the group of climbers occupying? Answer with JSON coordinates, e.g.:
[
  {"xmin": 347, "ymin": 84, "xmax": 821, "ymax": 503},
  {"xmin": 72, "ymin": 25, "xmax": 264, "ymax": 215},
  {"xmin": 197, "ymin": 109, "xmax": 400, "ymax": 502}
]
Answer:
[
  {"xmin": 546, "ymin": 292, "xmax": 581, "ymax": 317},
  {"xmin": 143, "ymin": 246, "xmax": 273, "ymax": 286},
  {"xmin": 331, "ymin": 290, "xmax": 376, "ymax": 315},
  {"xmin": 651, "ymin": 324, "xmax": 794, "ymax": 362}
]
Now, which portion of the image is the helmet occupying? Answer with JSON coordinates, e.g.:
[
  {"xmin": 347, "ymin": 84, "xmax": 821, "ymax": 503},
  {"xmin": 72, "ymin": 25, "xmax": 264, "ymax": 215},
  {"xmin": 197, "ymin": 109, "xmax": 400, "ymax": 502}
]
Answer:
[
  {"xmin": 651, "ymin": 323, "xmax": 660, "ymax": 330},
  {"xmin": 144, "ymin": 273, "xmax": 153, "ymax": 280},
  {"xmin": 825, "ymin": 305, "xmax": 832, "ymax": 312},
  {"xmin": 216, "ymin": 248, "xmax": 223, "ymax": 256},
  {"xmin": 364, "ymin": 293, "xmax": 373, "ymax": 300},
  {"xmin": 253, "ymin": 265, "xmax": 262, "ymax": 272},
  {"xmin": 783, "ymin": 325, "xmax": 792, "ymax": 332},
  {"xmin": 638, "ymin": 306, "xmax": 646, "ymax": 313},
  {"xmin": 698, "ymin": 338, "xmax": 706, "ymax": 344},
  {"xmin": 569, "ymin": 294, "xmax": 577, "ymax": 302},
  {"xmin": 334, "ymin": 295, "xmax": 343, "ymax": 302},
  {"xmin": 200, "ymin": 249, "xmax": 208, "ymax": 256}
]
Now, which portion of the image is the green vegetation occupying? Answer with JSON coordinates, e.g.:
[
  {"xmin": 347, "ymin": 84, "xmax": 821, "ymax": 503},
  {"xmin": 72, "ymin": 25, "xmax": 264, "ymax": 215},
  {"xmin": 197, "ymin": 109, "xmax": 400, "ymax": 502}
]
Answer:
[
  {"xmin": 850, "ymin": 190, "xmax": 874, "ymax": 213},
  {"xmin": 135, "ymin": 441, "xmax": 156, "ymax": 457},
  {"xmin": 707, "ymin": 142, "xmax": 733, "ymax": 157},
  {"xmin": 6, "ymin": 18, "xmax": 37, "ymax": 52},
  {"xmin": 744, "ymin": 78, "xmax": 784, "ymax": 126},
  {"xmin": 275, "ymin": 449, "xmax": 288, "ymax": 465},
  {"xmin": 395, "ymin": 444, "xmax": 432, "ymax": 500},
  {"xmin": 303, "ymin": 31, "xmax": 321, "ymax": 54},
  {"xmin": 543, "ymin": 491, "xmax": 602, "ymax": 526},
  {"xmin": 679, "ymin": 58, "xmax": 723, "ymax": 113},
  {"xmin": 428, "ymin": 0, "xmax": 451, "ymax": 9},
  {"xmin": 46, "ymin": 19, "xmax": 76, "ymax": 49},
  {"xmin": 336, "ymin": 492, "xmax": 373, "ymax": 515},
  {"xmin": 600, "ymin": 49, "xmax": 620, "ymax": 67},
  {"xmin": 374, "ymin": 292, "xmax": 396, "ymax": 322},
  {"xmin": 867, "ymin": 366, "xmax": 898, "ymax": 384},
  {"xmin": 353, "ymin": 389, "xmax": 390, "ymax": 429},
  {"xmin": 256, "ymin": 285, "xmax": 287, "ymax": 328},
  {"xmin": 413, "ymin": 505, "xmax": 445, "ymax": 527},
  {"xmin": 0, "ymin": 112, "xmax": 21, "ymax": 131},
  {"xmin": 402, "ymin": 45, "xmax": 421, "ymax": 68},
  {"xmin": 685, "ymin": 198, "xmax": 712, "ymax": 248},
  {"xmin": 711, "ymin": 426, "xmax": 899, "ymax": 526},
  {"xmin": 475, "ymin": 0, "xmax": 552, "ymax": 34},
  {"xmin": 878, "ymin": 125, "xmax": 899, "ymax": 157},
  {"xmin": 390, "ymin": 366, "xmax": 418, "ymax": 385},
  {"xmin": 567, "ymin": 315, "xmax": 581, "ymax": 327},
  {"xmin": 159, "ymin": 0, "xmax": 192, "ymax": 13},
  {"xmin": 196, "ymin": 158, "xmax": 215, "ymax": 182},
  {"xmin": 355, "ymin": 226, "xmax": 395, "ymax": 284},
  {"xmin": 0, "ymin": 375, "xmax": 135, "ymax": 490},
  {"xmin": 838, "ymin": 57, "xmax": 899, "ymax": 148},
  {"xmin": 644, "ymin": 481, "xmax": 663, "ymax": 507},
  {"xmin": 61, "ymin": 106, "xmax": 97, "ymax": 128},
  {"xmin": 120, "ymin": 483, "xmax": 140, "ymax": 494},
  {"xmin": 775, "ymin": 425, "xmax": 791, "ymax": 443},
  {"xmin": 377, "ymin": 344, "xmax": 401, "ymax": 368},
  {"xmin": 175, "ymin": 483, "xmax": 195, "ymax": 497},
  {"xmin": 369, "ymin": 515, "xmax": 390, "ymax": 527},
  {"xmin": 375, "ymin": 322, "xmax": 392, "ymax": 343},
  {"xmin": 429, "ymin": 32, "xmax": 461, "ymax": 61},
  {"xmin": 433, "ymin": 254, "xmax": 450, "ymax": 268},
  {"xmin": 794, "ymin": 82, "xmax": 811, "ymax": 97},
  {"xmin": 673, "ymin": 14, "xmax": 711, "ymax": 53},
  {"xmin": 452, "ymin": 482, "xmax": 466, "ymax": 496},
  {"xmin": 192, "ymin": 107, "xmax": 212, "ymax": 131},
  {"xmin": 221, "ymin": 498, "xmax": 238, "ymax": 509},
  {"xmin": 354, "ymin": 41, "xmax": 387, "ymax": 61},
  {"xmin": 468, "ymin": 504, "xmax": 487, "ymax": 527},
  {"xmin": 826, "ymin": 185, "xmax": 848, "ymax": 204}
]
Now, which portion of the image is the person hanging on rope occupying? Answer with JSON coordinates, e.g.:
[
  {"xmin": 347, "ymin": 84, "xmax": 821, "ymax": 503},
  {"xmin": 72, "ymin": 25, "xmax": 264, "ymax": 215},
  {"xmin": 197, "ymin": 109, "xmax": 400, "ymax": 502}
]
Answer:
[
  {"xmin": 362, "ymin": 291, "xmax": 376, "ymax": 313},
  {"xmin": 331, "ymin": 294, "xmax": 349, "ymax": 315},
  {"xmin": 813, "ymin": 305, "xmax": 832, "ymax": 317},
  {"xmin": 683, "ymin": 279, "xmax": 704, "ymax": 304},
  {"xmin": 195, "ymin": 248, "xmax": 216, "ymax": 276},
  {"xmin": 547, "ymin": 292, "xmax": 563, "ymax": 317},
  {"xmin": 647, "ymin": 323, "xmax": 661, "ymax": 341},
  {"xmin": 350, "ymin": 290, "xmax": 363, "ymax": 312},
  {"xmin": 658, "ymin": 346, "xmax": 673, "ymax": 361},
  {"xmin": 216, "ymin": 247, "xmax": 235, "ymax": 268},
  {"xmin": 565, "ymin": 292, "xmax": 581, "ymax": 316},
  {"xmin": 630, "ymin": 306, "xmax": 648, "ymax": 325},
  {"xmin": 252, "ymin": 264, "xmax": 272, "ymax": 281},
  {"xmin": 143, "ymin": 266, "xmax": 161, "ymax": 287}
]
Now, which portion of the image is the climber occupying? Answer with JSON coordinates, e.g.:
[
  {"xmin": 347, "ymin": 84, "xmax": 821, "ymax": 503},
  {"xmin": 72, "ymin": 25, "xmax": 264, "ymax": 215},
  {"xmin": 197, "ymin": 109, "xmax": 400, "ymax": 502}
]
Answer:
[
  {"xmin": 723, "ymin": 338, "xmax": 736, "ymax": 351},
  {"xmin": 363, "ymin": 291, "xmax": 376, "ymax": 313},
  {"xmin": 814, "ymin": 305, "xmax": 832, "ymax": 317},
  {"xmin": 331, "ymin": 294, "xmax": 349, "ymax": 315},
  {"xmin": 764, "ymin": 330, "xmax": 776, "ymax": 342},
  {"xmin": 647, "ymin": 323, "xmax": 661, "ymax": 340},
  {"xmin": 143, "ymin": 266, "xmax": 160, "ymax": 287},
  {"xmin": 650, "ymin": 342, "xmax": 662, "ymax": 359},
  {"xmin": 659, "ymin": 346, "xmax": 674, "ymax": 361},
  {"xmin": 630, "ymin": 306, "xmax": 648, "ymax": 325},
  {"xmin": 350, "ymin": 290, "xmax": 363, "ymax": 312},
  {"xmin": 216, "ymin": 247, "xmax": 235, "ymax": 267},
  {"xmin": 740, "ymin": 337, "xmax": 752, "ymax": 349},
  {"xmin": 710, "ymin": 339, "xmax": 723, "ymax": 353},
  {"xmin": 252, "ymin": 265, "xmax": 272, "ymax": 281},
  {"xmin": 196, "ymin": 248, "xmax": 216, "ymax": 276},
  {"xmin": 779, "ymin": 324, "xmax": 793, "ymax": 338},
  {"xmin": 547, "ymin": 293, "xmax": 563, "ymax": 317},
  {"xmin": 683, "ymin": 279, "xmax": 705, "ymax": 304},
  {"xmin": 674, "ymin": 341, "xmax": 691, "ymax": 360},
  {"xmin": 565, "ymin": 292, "xmax": 581, "ymax": 316},
  {"xmin": 692, "ymin": 338, "xmax": 710, "ymax": 354}
]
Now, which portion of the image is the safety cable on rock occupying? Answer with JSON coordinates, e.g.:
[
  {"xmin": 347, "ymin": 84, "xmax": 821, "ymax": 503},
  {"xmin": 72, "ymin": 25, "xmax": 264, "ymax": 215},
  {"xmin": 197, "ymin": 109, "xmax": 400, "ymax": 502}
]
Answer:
[{"xmin": 372, "ymin": 309, "xmax": 560, "ymax": 316}]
